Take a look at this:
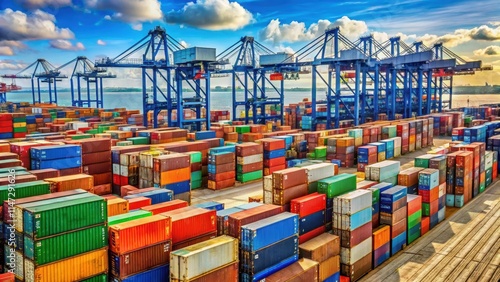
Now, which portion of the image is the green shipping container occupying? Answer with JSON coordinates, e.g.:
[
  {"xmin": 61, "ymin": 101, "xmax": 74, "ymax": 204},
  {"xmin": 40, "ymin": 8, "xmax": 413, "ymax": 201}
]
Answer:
[
  {"xmin": 13, "ymin": 117, "xmax": 26, "ymax": 123},
  {"xmin": 23, "ymin": 194, "xmax": 107, "ymax": 239},
  {"xmin": 317, "ymin": 174, "xmax": 356, "ymax": 198},
  {"xmin": 407, "ymin": 210, "xmax": 422, "ymax": 229},
  {"xmin": 81, "ymin": 273, "xmax": 108, "ymax": 282},
  {"xmin": 0, "ymin": 180, "xmax": 50, "ymax": 205},
  {"xmin": 380, "ymin": 176, "xmax": 398, "ymax": 186},
  {"xmin": 71, "ymin": 134, "xmax": 92, "ymax": 140},
  {"xmin": 237, "ymin": 170, "xmax": 263, "ymax": 183},
  {"xmin": 187, "ymin": 152, "xmax": 202, "ymax": 164},
  {"xmin": 127, "ymin": 137, "xmax": 149, "ymax": 145},
  {"xmin": 479, "ymin": 181, "xmax": 486, "ymax": 193},
  {"xmin": 0, "ymin": 166, "xmax": 26, "ymax": 174},
  {"xmin": 86, "ymin": 129, "xmax": 99, "ymax": 134},
  {"xmin": 24, "ymin": 224, "xmax": 108, "ymax": 265},
  {"xmin": 414, "ymin": 154, "xmax": 436, "ymax": 168},
  {"xmin": 108, "ymin": 210, "xmax": 152, "ymax": 226},
  {"xmin": 117, "ymin": 141, "xmax": 133, "ymax": 146},
  {"xmin": 314, "ymin": 147, "xmax": 327, "ymax": 158},
  {"xmin": 422, "ymin": 203, "xmax": 431, "ymax": 217},
  {"xmin": 407, "ymin": 226, "xmax": 421, "ymax": 244},
  {"xmin": 307, "ymin": 153, "xmax": 316, "ymax": 159},
  {"xmin": 308, "ymin": 182, "xmax": 318, "ymax": 194},
  {"xmin": 368, "ymin": 187, "xmax": 380, "ymax": 205},
  {"xmin": 13, "ymin": 127, "xmax": 26, "ymax": 133},
  {"xmin": 191, "ymin": 171, "xmax": 202, "ymax": 181},
  {"xmin": 235, "ymin": 126, "xmax": 250, "ymax": 134}
]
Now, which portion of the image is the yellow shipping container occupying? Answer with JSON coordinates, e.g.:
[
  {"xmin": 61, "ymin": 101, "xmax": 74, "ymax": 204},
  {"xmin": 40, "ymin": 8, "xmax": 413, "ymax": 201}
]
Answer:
[
  {"xmin": 13, "ymin": 122, "xmax": 27, "ymax": 128},
  {"xmin": 107, "ymin": 198, "xmax": 129, "ymax": 216},
  {"xmin": 24, "ymin": 248, "xmax": 108, "ymax": 282}
]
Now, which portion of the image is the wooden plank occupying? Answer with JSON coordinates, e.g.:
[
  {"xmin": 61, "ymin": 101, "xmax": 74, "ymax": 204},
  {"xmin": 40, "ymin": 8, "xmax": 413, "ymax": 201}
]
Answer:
[
  {"xmin": 454, "ymin": 261, "xmax": 479, "ymax": 282},
  {"xmin": 475, "ymin": 263, "xmax": 498, "ymax": 282},
  {"xmin": 490, "ymin": 265, "xmax": 500, "ymax": 282}
]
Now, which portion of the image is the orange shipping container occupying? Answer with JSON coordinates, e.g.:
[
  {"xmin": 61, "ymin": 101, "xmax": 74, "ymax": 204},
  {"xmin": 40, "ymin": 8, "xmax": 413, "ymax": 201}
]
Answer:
[
  {"xmin": 158, "ymin": 167, "xmax": 191, "ymax": 186},
  {"xmin": 141, "ymin": 200, "xmax": 189, "ymax": 215},
  {"xmin": 44, "ymin": 174, "xmax": 94, "ymax": 193},
  {"xmin": 107, "ymin": 198, "xmax": 129, "ymax": 216},
  {"xmin": 372, "ymin": 225, "xmax": 390, "ymax": 250},
  {"xmin": 24, "ymin": 247, "xmax": 108, "ymax": 282},
  {"xmin": 109, "ymin": 215, "xmax": 172, "ymax": 254}
]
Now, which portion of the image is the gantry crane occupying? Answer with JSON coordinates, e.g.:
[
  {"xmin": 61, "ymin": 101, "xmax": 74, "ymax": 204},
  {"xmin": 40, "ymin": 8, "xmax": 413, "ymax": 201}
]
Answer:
[{"xmin": 0, "ymin": 80, "xmax": 22, "ymax": 103}]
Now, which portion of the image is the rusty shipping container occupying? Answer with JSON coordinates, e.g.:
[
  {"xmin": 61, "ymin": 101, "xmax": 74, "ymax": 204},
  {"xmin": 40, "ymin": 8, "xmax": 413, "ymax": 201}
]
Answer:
[
  {"xmin": 44, "ymin": 174, "xmax": 94, "ymax": 193},
  {"xmin": 227, "ymin": 204, "xmax": 283, "ymax": 239},
  {"xmin": 81, "ymin": 152, "xmax": 112, "ymax": 166},
  {"xmin": 109, "ymin": 215, "xmax": 172, "ymax": 254},
  {"xmin": 272, "ymin": 168, "xmax": 308, "ymax": 189},
  {"xmin": 299, "ymin": 233, "xmax": 340, "ymax": 262},
  {"xmin": 188, "ymin": 262, "xmax": 238, "ymax": 282},
  {"xmin": 28, "ymin": 169, "xmax": 60, "ymax": 180},
  {"xmin": 65, "ymin": 138, "xmax": 112, "ymax": 153},
  {"xmin": 153, "ymin": 154, "xmax": 190, "ymax": 172},
  {"xmin": 273, "ymin": 183, "xmax": 308, "ymax": 206}
]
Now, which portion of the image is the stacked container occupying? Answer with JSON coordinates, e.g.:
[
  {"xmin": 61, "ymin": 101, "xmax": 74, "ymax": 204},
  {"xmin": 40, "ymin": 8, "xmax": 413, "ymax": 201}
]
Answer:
[
  {"xmin": 239, "ymin": 212, "xmax": 299, "ymax": 282},
  {"xmin": 333, "ymin": 189, "xmax": 373, "ymax": 281},
  {"xmin": 372, "ymin": 225, "xmax": 391, "ymax": 268},
  {"xmin": 139, "ymin": 150, "xmax": 164, "ymax": 188},
  {"xmin": 299, "ymin": 233, "xmax": 340, "ymax": 281},
  {"xmin": 262, "ymin": 258, "xmax": 319, "ymax": 281},
  {"xmin": 397, "ymin": 123, "xmax": 409, "ymax": 155},
  {"xmin": 415, "ymin": 120, "xmax": 423, "ymax": 150},
  {"xmin": 471, "ymin": 142, "xmax": 487, "ymax": 194},
  {"xmin": 429, "ymin": 155, "xmax": 447, "ymax": 223},
  {"xmin": 153, "ymin": 153, "xmax": 191, "ymax": 202},
  {"xmin": 291, "ymin": 193, "xmax": 326, "ymax": 243},
  {"xmin": 485, "ymin": 151, "xmax": 495, "ymax": 187},
  {"xmin": 170, "ymin": 236, "xmax": 238, "ymax": 282},
  {"xmin": 365, "ymin": 160, "xmax": 401, "ymax": 185},
  {"xmin": 272, "ymin": 168, "xmax": 308, "ymax": 210},
  {"xmin": 12, "ymin": 113, "xmax": 27, "ymax": 139},
  {"xmin": 44, "ymin": 174, "xmax": 94, "ymax": 193},
  {"xmin": 336, "ymin": 137, "xmax": 355, "ymax": 168},
  {"xmin": 407, "ymin": 194, "xmax": 422, "ymax": 245},
  {"xmin": 109, "ymin": 215, "xmax": 172, "ymax": 280},
  {"xmin": 260, "ymin": 139, "xmax": 286, "ymax": 176},
  {"xmin": 454, "ymin": 151, "xmax": 473, "ymax": 207},
  {"xmin": 117, "ymin": 151, "xmax": 140, "ymax": 190},
  {"xmin": 159, "ymin": 206, "xmax": 217, "ymax": 250},
  {"xmin": 66, "ymin": 138, "xmax": 112, "ymax": 188},
  {"xmin": 0, "ymin": 114, "xmax": 13, "ymax": 139},
  {"xmin": 30, "ymin": 145, "xmax": 82, "ymax": 173},
  {"xmin": 389, "ymin": 137, "xmax": 402, "ymax": 158},
  {"xmin": 11, "ymin": 142, "xmax": 51, "ymax": 170},
  {"xmin": 380, "ymin": 185, "xmax": 408, "ymax": 256},
  {"xmin": 303, "ymin": 163, "xmax": 337, "ymax": 194},
  {"xmin": 124, "ymin": 188, "xmax": 173, "ymax": 205},
  {"xmin": 418, "ymin": 169, "xmax": 440, "ymax": 229},
  {"xmin": 380, "ymin": 139, "xmax": 394, "ymax": 160},
  {"xmin": 357, "ymin": 145, "xmax": 378, "ymax": 172},
  {"xmin": 208, "ymin": 150, "xmax": 235, "ymax": 190},
  {"xmin": 408, "ymin": 121, "xmax": 416, "ymax": 152},
  {"xmin": 187, "ymin": 151, "xmax": 203, "ymax": 190},
  {"xmin": 348, "ymin": 128, "xmax": 363, "ymax": 147},
  {"xmin": 427, "ymin": 117, "xmax": 434, "ymax": 146},
  {"xmin": 398, "ymin": 167, "xmax": 425, "ymax": 195},
  {"xmin": 421, "ymin": 119, "xmax": 429, "ymax": 148},
  {"xmin": 460, "ymin": 143, "xmax": 481, "ymax": 198},
  {"xmin": 13, "ymin": 192, "xmax": 107, "ymax": 281},
  {"xmin": 236, "ymin": 143, "xmax": 264, "ymax": 183},
  {"xmin": 368, "ymin": 142, "xmax": 386, "ymax": 162}
]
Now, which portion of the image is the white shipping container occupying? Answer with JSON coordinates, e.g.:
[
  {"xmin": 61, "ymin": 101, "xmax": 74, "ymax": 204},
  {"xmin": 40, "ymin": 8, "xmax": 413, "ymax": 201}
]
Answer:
[
  {"xmin": 439, "ymin": 183, "xmax": 446, "ymax": 198},
  {"xmin": 340, "ymin": 237, "xmax": 372, "ymax": 265},
  {"xmin": 485, "ymin": 151, "xmax": 494, "ymax": 169},
  {"xmin": 369, "ymin": 161, "xmax": 400, "ymax": 181},
  {"xmin": 113, "ymin": 164, "xmax": 121, "ymax": 174},
  {"xmin": 120, "ymin": 165, "xmax": 129, "ymax": 177},
  {"xmin": 263, "ymin": 175, "xmax": 273, "ymax": 192},
  {"xmin": 170, "ymin": 236, "xmax": 238, "ymax": 280},
  {"xmin": 394, "ymin": 146, "xmax": 402, "ymax": 158},
  {"xmin": 390, "ymin": 137, "xmax": 402, "ymax": 148},
  {"xmin": 364, "ymin": 166, "xmax": 371, "ymax": 180},
  {"xmin": 333, "ymin": 189, "xmax": 372, "ymax": 215},
  {"xmin": 263, "ymin": 189, "xmax": 273, "ymax": 204},
  {"xmin": 237, "ymin": 155, "xmax": 263, "ymax": 165},
  {"xmin": 306, "ymin": 163, "xmax": 335, "ymax": 183}
]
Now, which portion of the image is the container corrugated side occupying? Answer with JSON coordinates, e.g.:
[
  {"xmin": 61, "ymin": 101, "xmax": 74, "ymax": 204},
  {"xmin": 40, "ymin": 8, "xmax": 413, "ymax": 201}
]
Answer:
[
  {"xmin": 333, "ymin": 189, "xmax": 372, "ymax": 215},
  {"xmin": 44, "ymin": 174, "xmax": 94, "ymax": 192},
  {"xmin": 23, "ymin": 193, "xmax": 107, "ymax": 238},
  {"xmin": 109, "ymin": 215, "xmax": 171, "ymax": 254},
  {"xmin": 241, "ymin": 235, "xmax": 298, "ymax": 275},
  {"xmin": 0, "ymin": 181, "xmax": 50, "ymax": 211},
  {"xmin": 305, "ymin": 163, "xmax": 335, "ymax": 182},
  {"xmin": 110, "ymin": 240, "xmax": 171, "ymax": 278},
  {"xmin": 159, "ymin": 207, "xmax": 216, "ymax": 244},
  {"xmin": 227, "ymin": 204, "xmax": 283, "ymax": 239},
  {"xmin": 24, "ymin": 247, "xmax": 108, "ymax": 282},
  {"xmin": 186, "ymin": 262, "xmax": 238, "ymax": 282},
  {"xmin": 24, "ymin": 224, "xmax": 107, "ymax": 265},
  {"xmin": 340, "ymin": 237, "xmax": 372, "ymax": 265},
  {"xmin": 110, "ymin": 264, "xmax": 169, "ymax": 282},
  {"xmin": 170, "ymin": 236, "xmax": 238, "ymax": 281},
  {"xmin": 261, "ymin": 258, "xmax": 318, "ymax": 282},
  {"xmin": 79, "ymin": 272, "xmax": 108, "ymax": 281},
  {"xmin": 107, "ymin": 198, "xmax": 129, "ymax": 217}
]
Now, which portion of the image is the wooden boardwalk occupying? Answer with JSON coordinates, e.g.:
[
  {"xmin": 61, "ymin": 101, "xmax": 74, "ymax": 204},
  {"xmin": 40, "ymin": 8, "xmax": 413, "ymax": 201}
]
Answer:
[{"xmin": 360, "ymin": 180, "xmax": 500, "ymax": 282}]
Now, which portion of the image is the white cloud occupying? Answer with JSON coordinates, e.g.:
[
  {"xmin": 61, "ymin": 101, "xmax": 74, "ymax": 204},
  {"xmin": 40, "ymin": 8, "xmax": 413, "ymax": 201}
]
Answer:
[
  {"xmin": 276, "ymin": 45, "xmax": 294, "ymax": 54},
  {"xmin": 474, "ymin": 46, "xmax": 500, "ymax": 56},
  {"xmin": 50, "ymin": 39, "xmax": 85, "ymax": 51},
  {"xmin": 15, "ymin": 0, "xmax": 72, "ymax": 9},
  {"xmin": 0, "ymin": 9, "xmax": 74, "ymax": 41},
  {"xmin": 104, "ymin": 15, "xmax": 111, "ymax": 20},
  {"xmin": 97, "ymin": 39, "xmax": 106, "ymax": 45},
  {"xmin": 417, "ymin": 25, "xmax": 500, "ymax": 48},
  {"xmin": 259, "ymin": 16, "xmax": 368, "ymax": 44},
  {"xmin": 131, "ymin": 23, "xmax": 142, "ymax": 31},
  {"xmin": 180, "ymin": 40, "xmax": 188, "ymax": 48},
  {"xmin": 84, "ymin": 0, "xmax": 162, "ymax": 23},
  {"xmin": 0, "ymin": 47, "xmax": 14, "ymax": 56},
  {"xmin": 164, "ymin": 0, "xmax": 253, "ymax": 31},
  {"xmin": 490, "ymin": 22, "xmax": 500, "ymax": 27},
  {"xmin": 0, "ymin": 59, "xmax": 27, "ymax": 70}
]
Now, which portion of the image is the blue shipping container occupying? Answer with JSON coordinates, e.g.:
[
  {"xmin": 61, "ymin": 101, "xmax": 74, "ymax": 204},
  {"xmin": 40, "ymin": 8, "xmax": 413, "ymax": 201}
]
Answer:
[
  {"xmin": 324, "ymin": 272, "xmax": 341, "ymax": 282},
  {"xmin": 241, "ymin": 212, "xmax": 299, "ymax": 252},
  {"xmin": 240, "ymin": 255, "xmax": 298, "ymax": 282},
  {"xmin": 263, "ymin": 149, "xmax": 286, "ymax": 159},
  {"xmin": 299, "ymin": 210, "xmax": 325, "ymax": 235},
  {"xmin": 208, "ymin": 145, "xmax": 235, "ymax": 154},
  {"xmin": 391, "ymin": 230, "xmax": 407, "ymax": 256},
  {"xmin": 241, "ymin": 235, "xmax": 298, "ymax": 274},
  {"xmin": 154, "ymin": 181, "xmax": 191, "ymax": 195},
  {"xmin": 333, "ymin": 207, "xmax": 371, "ymax": 231},
  {"xmin": 123, "ymin": 189, "xmax": 173, "ymax": 205},
  {"xmin": 195, "ymin": 131, "xmax": 216, "ymax": 140},
  {"xmin": 380, "ymin": 185, "xmax": 408, "ymax": 203},
  {"xmin": 194, "ymin": 201, "xmax": 224, "ymax": 211},
  {"xmin": 31, "ymin": 145, "xmax": 82, "ymax": 160},
  {"xmin": 110, "ymin": 264, "xmax": 169, "ymax": 282},
  {"xmin": 34, "ymin": 157, "xmax": 82, "ymax": 170}
]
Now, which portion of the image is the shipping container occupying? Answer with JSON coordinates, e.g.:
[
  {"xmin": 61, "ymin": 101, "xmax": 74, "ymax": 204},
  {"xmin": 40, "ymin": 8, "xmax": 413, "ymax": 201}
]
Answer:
[
  {"xmin": 187, "ymin": 262, "xmax": 238, "ymax": 282},
  {"xmin": 159, "ymin": 207, "xmax": 216, "ymax": 244},
  {"xmin": 262, "ymin": 258, "xmax": 319, "ymax": 282},
  {"xmin": 108, "ymin": 210, "xmax": 152, "ymax": 226},
  {"xmin": 140, "ymin": 200, "xmax": 189, "ymax": 215},
  {"xmin": 228, "ymin": 204, "xmax": 283, "ymax": 239},
  {"xmin": 299, "ymin": 233, "xmax": 340, "ymax": 262},
  {"xmin": 109, "ymin": 264, "xmax": 169, "ymax": 282}
]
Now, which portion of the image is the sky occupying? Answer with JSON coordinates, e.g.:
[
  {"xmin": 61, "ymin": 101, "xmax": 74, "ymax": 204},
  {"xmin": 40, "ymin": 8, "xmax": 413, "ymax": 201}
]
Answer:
[{"xmin": 0, "ymin": 0, "xmax": 499, "ymax": 89}]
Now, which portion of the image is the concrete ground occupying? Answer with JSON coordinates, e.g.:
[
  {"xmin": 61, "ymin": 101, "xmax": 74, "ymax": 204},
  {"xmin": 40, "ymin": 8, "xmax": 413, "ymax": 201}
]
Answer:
[{"xmin": 191, "ymin": 137, "xmax": 452, "ymax": 208}]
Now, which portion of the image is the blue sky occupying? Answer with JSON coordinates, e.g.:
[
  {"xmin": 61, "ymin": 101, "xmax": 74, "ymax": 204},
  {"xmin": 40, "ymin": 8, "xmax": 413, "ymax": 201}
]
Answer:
[{"xmin": 0, "ymin": 0, "xmax": 499, "ymax": 87}]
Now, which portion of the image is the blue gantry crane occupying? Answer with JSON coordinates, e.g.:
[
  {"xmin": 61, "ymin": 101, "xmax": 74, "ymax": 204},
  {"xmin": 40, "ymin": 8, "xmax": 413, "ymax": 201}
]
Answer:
[
  {"xmin": 95, "ymin": 26, "xmax": 215, "ymax": 130},
  {"xmin": 1, "ymin": 59, "xmax": 66, "ymax": 104},
  {"xmin": 55, "ymin": 56, "xmax": 116, "ymax": 108}
]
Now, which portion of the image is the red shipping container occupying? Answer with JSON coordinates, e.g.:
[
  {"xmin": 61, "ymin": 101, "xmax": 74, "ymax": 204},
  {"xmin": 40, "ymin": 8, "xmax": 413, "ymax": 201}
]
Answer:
[
  {"xmin": 208, "ymin": 178, "xmax": 235, "ymax": 190},
  {"xmin": 333, "ymin": 221, "xmax": 372, "ymax": 248},
  {"xmin": 65, "ymin": 138, "xmax": 111, "ymax": 153},
  {"xmin": 127, "ymin": 197, "xmax": 152, "ymax": 210},
  {"xmin": 189, "ymin": 261, "xmax": 238, "ymax": 282},
  {"xmin": 82, "ymin": 151, "xmax": 112, "ymax": 165},
  {"xmin": 418, "ymin": 187, "xmax": 439, "ymax": 203},
  {"xmin": 159, "ymin": 207, "xmax": 216, "ymax": 244},
  {"xmin": 264, "ymin": 164, "xmax": 286, "ymax": 176},
  {"xmin": 290, "ymin": 192, "xmax": 326, "ymax": 218},
  {"xmin": 0, "ymin": 174, "xmax": 37, "ymax": 186},
  {"xmin": 113, "ymin": 174, "xmax": 122, "ymax": 186},
  {"xmin": 172, "ymin": 231, "xmax": 217, "ymax": 251},
  {"xmin": 263, "ymin": 156, "xmax": 286, "ymax": 167},
  {"xmin": 260, "ymin": 138, "xmax": 285, "ymax": 151},
  {"xmin": 407, "ymin": 195, "xmax": 422, "ymax": 216},
  {"xmin": 0, "ymin": 159, "xmax": 21, "ymax": 168},
  {"xmin": 238, "ymin": 162, "xmax": 263, "ymax": 173},
  {"xmin": 0, "ymin": 272, "xmax": 14, "ymax": 282},
  {"xmin": 109, "ymin": 215, "xmax": 172, "ymax": 254},
  {"xmin": 29, "ymin": 169, "xmax": 59, "ymax": 180},
  {"xmin": 208, "ymin": 171, "xmax": 235, "ymax": 182},
  {"xmin": 236, "ymin": 143, "xmax": 264, "ymax": 157},
  {"xmin": 228, "ymin": 204, "xmax": 283, "ymax": 239},
  {"xmin": 94, "ymin": 172, "xmax": 112, "ymax": 185},
  {"xmin": 59, "ymin": 167, "xmax": 82, "ymax": 176},
  {"xmin": 83, "ymin": 161, "xmax": 111, "ymax": 175},
  {"xmin": 141, "ymin": 199, "xmax": 188, "ymax": 215},
  {"xmin": 93, "ymin": 184, "xmax": 111, "ymax": 195},
  {"xmin": 299, "ymin": 226, "xmax": 326, "ymax": 244},
  {"xmin": 272, "ymin": 167, "xmax": 308, "ymax": 189},
  {"xmin": 429, "ymin": 199, "xmax": 439, "ymax": 215},
  {"xmin": 421, "ymin": 216, "xmax": 430, "ymax": 235}
]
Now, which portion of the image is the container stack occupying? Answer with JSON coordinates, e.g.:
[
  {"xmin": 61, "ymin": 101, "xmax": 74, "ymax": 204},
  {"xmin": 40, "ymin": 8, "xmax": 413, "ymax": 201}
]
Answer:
[
  {"xmin": 472, "ymin": 142, "xmax": 487, "ymax": 194},
  {"xmin": 261, "ymin": 138, "xmax": 286, "ymax": 176},
  {"xmin": 348, "ymin": 128, "xmax": 363, "ymax": 147},
  {"xmin": 44, "ymin": 174, "xmax": 94, "ymax": 193},
  {"xmin": 262, "ymin": 258, "xmax": 319, "ymax": 281},
  {"xmin": 159, "ymin": 206, "xmax": 217, "ymax": 250},
  {"xmin": 66, "ymin": 138, "xmax": 112, "ymax": 188},
  {"xmin": 369, "ymin": 142, "xmax": 386, "ymax": 162},
  {"xmin": 186, "ymin": 151, "xmax": 203, "ymax": 189},
  {"xmin": 291, "ymin": 193, "xmax": 326, "ymax": 243},
  {"xmin": 427, "ymin": 117, "xmax": 435, "ymax": 146},
  {"xmin": 153, "ymin": 153, "xmax": 191, "ymax": 201},
  {"xmin": 12, "ymin": 113, "xmax": 27, "ymax": 139},
  {"xmin": 380, "ymin": 185, "xmax": 407, "ymax": 256},
  {"xmin": 124, "ymin": 188, "xmax": 173, "ymax": 205},
  {"xmin": 239, "ymin": 212, "xmax": 300, "ymax": 282},
  {"xmin": 118, "ymin": 152, "xmax": 140, "ymax": 189},
  {"xmin": 454, "ymin": 151, "xmax": 473, "ymax": 207},
  {"xmin": 236, "ymin": 143, "xmax": 264, "ymax": 183},
  {"xmin": 336, "ymin": 137, "xmax": 355, "ymax": 168},
  {"xmin": 418, "ymin": 169, "xmax": 440, "ymax": 229},
  {"xmin": 429, "ymin": 155, "xmax": 447, "ymax": 222},
  {"xmin": 415, "ymin": 120, "xmax": 423, "ymax": 150},
  {"xmin": 333, "ymin": 189, "xmax": 373, "ymax": 281},
  {"xmin": 208, "ymin": 149, "xmax": 236, "ymax": 190},
  {"xmin": 408, "ymin": 121, "xmax": 416, "ymax": 152},
  {"xmin": 382, "ymin": 125, "xmax": 397, "ymax": 140},
  {"xmin": 0, "ymin": 114, "xmax": 13, "ymax": 139},
  {"xmin": 421, "ymin": 119, "xmax": 429, "ymax": 148},
  {"xmin": 299, "ymin": 233, "xmax": 340, "ymax": 282},
  {"xmin": 272, "ymin": 168, "xmax": 308, "ymax": 210},
  {"xmin": 10, "ymin": 192, "xmax": 108, "ymax": 282},
  {"xmin": 30, "ymin": 145, "xmax": 82, "ymax": 173},
  {"xmin": 139, "ymin": 150, "xmax": 164, "ymax": 188},
  {"xmin": 318, "ymin": 173, "xmax": 357, "ymax": 231},
  {"xmin": 398, "ymin": 167, "xmax": 425, "ymax": 195},
  {"xmin": 357, "ymin": 145, "xmax": 378, "ymax": 172},
  {"xmin": 485, "ymin": 151, "xmax": 495, "ymax": 187},
  {"xmin": 227, "ymin": 204, "xmax": 283, "ymax": 241},
  {"xmin": 109, "ymin": 215, "xmax": 172, "ymax": 280},
  {"xmin": 365, "ymin": 160, "xmax": 401, "ymax": 185},
  {"xmin": 407, "ymin": 194, "xmax": 422, "ymax": 244},
  {"xmin": 464, "ymin": 126, "xmax": 487, "ymax": 143},
  {"xmin": 460, "ymin": 143, "xmax": 481, "ymax": 198},
  {"xmin": 380, "ymin": 139, "xmax": 394, "ymax": 160},
  {"xmin": 170, "ymin": 236, "xmax": 238, "ymax": 282},
  {"xmin": 452, "ymin": 127, "xmax": 466, "ymax": 141},
  {"xmin": 397, "ymin": 123, "xmax": 409, "ymax": 155},
  {"xmin": 372, "ymin": 225, "xmax": 391, "ymax": 268}
]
